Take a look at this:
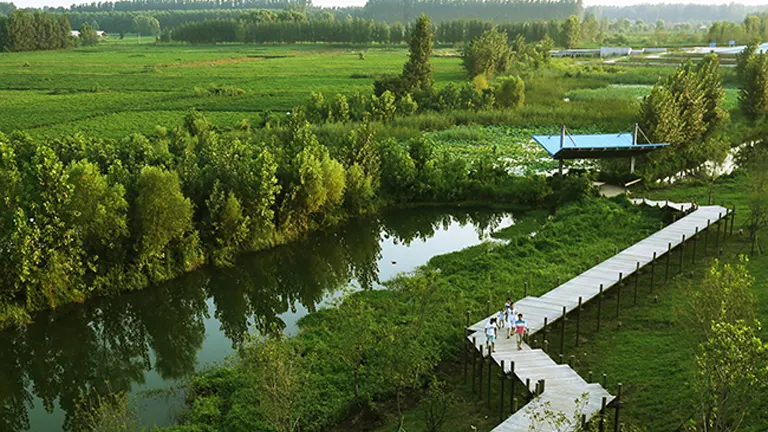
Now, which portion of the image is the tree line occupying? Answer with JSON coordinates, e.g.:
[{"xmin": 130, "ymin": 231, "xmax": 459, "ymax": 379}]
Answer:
[
  {"xmin": 0, "ymin": 9, "xmax": 74, "ymax": 52},
  {"xmin": 358, "ymin": 0, "xmax": 583, "ymax": 25},
  {"xmin": 587, "ymin": 3, "xmax": 768, "ymax": 25},
  {"xmin": 60, "ymin": 0, "xmax": 309, "ymax": 12},
  {"xmin": 708, "ymin": 14, "xmax": 768, "ymax": 45}
]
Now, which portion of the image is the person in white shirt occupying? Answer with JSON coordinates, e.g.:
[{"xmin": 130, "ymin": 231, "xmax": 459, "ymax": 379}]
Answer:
[
  {"xmin": 505, "ymin": 306, "xmax": 517, "ymax": 338},
  {"xmin": 485, "ymin": 317, "xmax": 498, "ymax": 353}
]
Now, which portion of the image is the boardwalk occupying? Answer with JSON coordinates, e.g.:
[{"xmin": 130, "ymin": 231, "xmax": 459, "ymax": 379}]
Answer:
[{"xmin": 466, "ymin": 201, "xmax": 731, "ymax": 431}]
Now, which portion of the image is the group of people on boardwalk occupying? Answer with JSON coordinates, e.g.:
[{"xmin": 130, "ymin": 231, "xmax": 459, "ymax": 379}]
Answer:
[{"xmin": 484, "ymin": 297, "xmax": 528, "ymax": 353}]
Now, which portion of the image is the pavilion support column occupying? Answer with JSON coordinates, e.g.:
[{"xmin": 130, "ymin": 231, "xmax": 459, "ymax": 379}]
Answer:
[
  {"xmin": 630, "ymin": 156, "xmax": 636, "ymax": 174},
  {"xmin": 559, "ymin": 159, "xmax": 564, "ymax": 176}
]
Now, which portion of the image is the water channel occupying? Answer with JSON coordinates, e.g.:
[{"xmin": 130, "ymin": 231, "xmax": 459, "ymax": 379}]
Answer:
[{"xmin": 0, "ymin": 207, "xmax": 518, "ymax": 432}]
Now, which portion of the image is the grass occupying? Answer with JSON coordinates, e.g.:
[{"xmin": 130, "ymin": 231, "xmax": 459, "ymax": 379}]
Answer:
[
  {"xmin": 0, "ymin": 43, "xmax": 464, "ymax": 138},
  {"xmin": 368, "ymin": 174, "xmax": 768, "ymax": 432}
]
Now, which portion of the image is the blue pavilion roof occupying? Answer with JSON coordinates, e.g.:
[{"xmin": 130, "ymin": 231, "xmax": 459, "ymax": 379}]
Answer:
[{"xmin": 531, "ymin": 133, "xmax": 670, "ymax": 160}]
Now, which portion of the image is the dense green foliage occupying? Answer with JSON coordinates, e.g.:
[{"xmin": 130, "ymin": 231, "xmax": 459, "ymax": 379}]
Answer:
[
  {"xmin": 165, "ymin": 198, "xmax": 660, "ymax": 432},
  {"xmin": 461, "ymin": 28, "xmax": 511, "ymax": 78},
  {"xmin": 639, "ymin": 55, "xmax": 729, "ymax": 180},
  {"xmin": 708, "ymin": 14, "xmax": 768, "ymax": 45},
  {"xmin": 0, "ymin": 107, "xmax": 579, "ymax": 327},
  {"xmin": 0, "ymin": 9, "xmax": 74, "ymax": 52}
]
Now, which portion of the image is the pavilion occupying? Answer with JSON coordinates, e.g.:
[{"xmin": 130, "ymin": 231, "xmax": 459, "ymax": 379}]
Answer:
[{"xmin": 531, "ymin": 124, "xmax": 670, "ymax": 175}]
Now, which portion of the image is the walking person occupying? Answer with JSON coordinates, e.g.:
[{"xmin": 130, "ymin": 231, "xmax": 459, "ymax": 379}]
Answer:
[
  {"xmin": 497, "ymin": 308, "xmax": 506, "ymax": 329},
  {"xmin": 505, "ymin": 306, "xmax": 516, "ymax": 338},
  {"xmin": 485, "ymin": 317, "xmax": 498, "ymax": 353},
  {"xmin": 514, "ymin": 313, "xmax": 527, "ymax": 351}
]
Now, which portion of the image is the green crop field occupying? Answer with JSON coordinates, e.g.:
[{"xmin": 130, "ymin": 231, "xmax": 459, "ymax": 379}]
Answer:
[{"xmin": 0, "ymin": 42, "xmax": 466, "ymax": 138}]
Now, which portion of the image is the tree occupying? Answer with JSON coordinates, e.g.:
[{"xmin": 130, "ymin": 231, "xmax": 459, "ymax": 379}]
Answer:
[
  {"xmin": 370, "ymin": 90, "xmax": 397, "ymax": 122},
  {"xmin": 401, "ymin": 13, "xmax": 434, "ymax": 96},
  {"xmin": 687, "ymin": 258, "xmax": 755, "ymax": 338},
  {"xmin": 494, "ymin": 75, "xmax": 525, "ymax": 109},
  {"xmin": 461, "ymin": 27, "xmax": 511, "ymax": 78},
  {"xmin": 134, "ymin": 166, "xmax": 199, "ymax": 281},
  {"xmin": 79, "ymin": 22, "xmax": 99, "ymax": 46},
  {"xmin": 561, "ymin": 15, "xmax": 581, "ymax": 49},
  {"xmin": 694, "ymin": 320, "xmax": 768, "ymax": 432},
  {"xmin": 241, "ymin": 336, "xmax": 307, "ymax": 432},
  {"xmin": 132, "ymin": 15, "xmax": 160, "ymax": 36},
  {"xmin": 745, "ymin": 149, "xmax": 768, "ymax": 252},
  {"xmin": 421, "ymin": 378, "xmax": 454, "ymax": 432},
  {"xmin": 205, "ymin": 182, "xmax": 250, "ymax": 267},
  {"xmin": 328, "ymin": 93, "xmax": 350, "ymax": 123},
  {"xmin": 737, "ymin": 43, "xmax": 768, "ymax": 122}
]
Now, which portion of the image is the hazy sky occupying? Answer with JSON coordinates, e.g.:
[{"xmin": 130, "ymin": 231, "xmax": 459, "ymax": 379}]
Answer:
[{"xmin": 10, "ymin": 0, "xmax": 768, "ymax": 11}]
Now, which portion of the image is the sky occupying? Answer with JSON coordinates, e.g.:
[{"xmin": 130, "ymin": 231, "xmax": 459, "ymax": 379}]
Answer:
[{"xmin": 9, "ymin": 0, "xmax": 768, "ymax": 11}]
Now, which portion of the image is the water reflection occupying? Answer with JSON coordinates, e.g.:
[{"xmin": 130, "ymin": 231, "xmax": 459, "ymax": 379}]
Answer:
[{"xmin": 0, "ymin": 207, "xmax": 514, "ymax": 432}]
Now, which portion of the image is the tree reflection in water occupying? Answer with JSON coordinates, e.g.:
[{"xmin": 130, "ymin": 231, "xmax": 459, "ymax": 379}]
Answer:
[{"xmin": 0, "ymin": 207, "xmax": 514, "ymax": 432}]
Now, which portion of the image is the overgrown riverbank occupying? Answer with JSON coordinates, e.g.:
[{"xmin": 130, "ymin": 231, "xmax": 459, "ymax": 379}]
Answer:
[{"xmin": 157, "ymin": 197, "xmax": 661, "ymax": 432}]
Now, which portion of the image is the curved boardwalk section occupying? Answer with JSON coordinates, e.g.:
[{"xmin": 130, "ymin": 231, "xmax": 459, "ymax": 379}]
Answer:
[{"xmin": 466, "ymin": 201, "xmax": 731, "ymax": 431}]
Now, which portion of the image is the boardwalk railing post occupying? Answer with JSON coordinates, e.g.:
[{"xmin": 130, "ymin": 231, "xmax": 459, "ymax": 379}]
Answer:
[
  {"xmin": 723, "ymin": 209, "xmax": 729, "ymax": 241},
  {"xmin": 589, "ymin": 371, "xmax": 593, "ymax": 383},
  {"xmin": 487, "ymin": 300, "xmax": 491, "ymax": 317},
  {"xmin": 692, "ymin": 227, "xmax": 698, "ymax": 264},
  {"xmin": 650, "ymin": 252, "xmax": 656, "ymax": 293},
  {"xmin": 560, "ymin": 306, "xmax": 566, "ymax": 356},
  {"xmin": 679, "ymin": 235, "xmax": 686, "ymax": 274},
  {"xmin": 581, "ymin": 414, "xmax": 588, "ymax": 430},
  {"xmin": 599, "ymin": 396, "xmax": 607, "ymax": 432},
  {"xmin": 730, "ymin": 206, "xmax": 736, "ymax": 236},
  {"xmin": 472, "ymin": 338, "xmax": 477, "ymax": 393},
  {"xmin": 597, "ymin": 284, "xmax": 603, "ymax": 332},
  {"xmin": 524, "ymin": 281, "xmax": 528, "ymax": 297},
  {"xmin": 464, "ymin": 310, "xmax": 470, "ymax": 383},
  {"xmin": 487, "ymin": 354, "xmax": 491, "ymax": 407},
  {"xmin": 596, "ymin": 255, "xmax": 600, "ymax": 265},
  {"xmin": 616, "ymin": 272, "xmax": 623, "ymax": 319},
  {"xmin": 634, "ymin": 262, "xmax": 640, "ymax": 306},
  {"xmin": 543, "ymin": 317, "xmax": 549, "ymax": 349},
  {"xmin": 603, "ymin": 372, "xmax": 608, "ymax": 388},
  {"xmin": 705, "ymin": 219, "xmax": 710, "ymax": 255},
  {"xmin": 716, "ymin": 213, "xmax": 722, "ymax": 249},
  {"xmin": 614, "ymin": 383, "xmax": 623, "ymax": 432},
  {"xmin": 525, "ymin": 378, "xmax": 532, "ymax": 401},
  {"xmin": 499, "ymin": 360, "xmax": 505, "ymax": 421},
  {"xmin": 510, "ymin": 361, "xmax": 516, "ymax": 413},
  {"xmin": 576, "ymin": 296, "xmax": 582, "ymax": 347},
  {"xmin": 665, "ymin": 243, "xmax": 671, "ymax": 282},
  {"xmin": 478, "ymin": 346, "xmax": 484, "ymax": 400}
]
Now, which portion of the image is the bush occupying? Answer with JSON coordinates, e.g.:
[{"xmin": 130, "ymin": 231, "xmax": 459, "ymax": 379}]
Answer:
[
  {"xmin": 494, "ymin": 76, "xmax": 525, "ymax": 109},
  {"xmin": 194, "ymin": 84, "xmax": 245, "ymax": 97}
]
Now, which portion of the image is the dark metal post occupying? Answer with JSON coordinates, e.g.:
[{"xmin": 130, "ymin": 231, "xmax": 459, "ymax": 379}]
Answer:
[
  {"xmin": 597, "ymin": 284, "xmax": 603, "ymax": 332},
  {"xmin": 716, "ymin": 213, "xmax": 722, "ymax": 249},
  {"xmin": 525, "ymin": 378, "xmax": 531, "ymax": 401},
  {"xmin": 692, "ymin": 227, "xmax": 698, "ymax": 264},
  {"xmin": 599, "ymin": 396, "xmax": 607, "ymax": 432},
  {"xmin": 576, "ymin": 296, "xmax": 582, "ymax": 347},
  {"xmin": 471, "ymin": 337, "xmax": 477, "ymax": 392},
  {"xmin": 665, "ymin": 243, "xmax": 671, "ymax": 282},
  {"xmin": 560, "ymin": 306, "xmax": 566, "ymax": 356},
  {"xmin": 464, "ymin": 310, "xmax": 470, "ymax": 383},
  {"xmin": 616, "ymin": 272, "xmax": 622, "ymax": 318},
  {"xmin": 478, "ymin": 345, "xmax": 483, "ymax": 399},
  {"xmin": 679, "ymin": 235, "xmax": 685, "ymax": 273},
  {"xmin": 650, "ymin": 252, "xmax": 656, "ymax": 293},
  {"xmin": 499, "ymin": 360, "xmax": 505, "ymax": 422},
  {"xmin": 510, "ymin": 362, "xmax": 516, "ymax": 413},
  {"xmin": 730, "ymin": 207, "xmax": 736, "ymax": 236},
  {"xmin": 633, "ymin": 262, "xmax": 640, "ymax": 306},
  {"xmin": 614, "ymin": 383, "xmax": 623, "ymax": 432},
  {"xmin": 487, "ymin": 354, "xmax": 491, "ymax": 407}
]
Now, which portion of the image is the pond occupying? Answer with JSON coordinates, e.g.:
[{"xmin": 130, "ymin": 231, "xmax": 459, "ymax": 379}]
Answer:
[{"xmin": 0, "ymin": 207, "xmax": 518, "ymax": 432}]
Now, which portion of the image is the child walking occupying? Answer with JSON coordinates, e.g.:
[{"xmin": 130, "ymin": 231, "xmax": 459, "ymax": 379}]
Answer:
[{"xmin": 514, "ymin": 313, "xmax": 527, "ymax": 351}]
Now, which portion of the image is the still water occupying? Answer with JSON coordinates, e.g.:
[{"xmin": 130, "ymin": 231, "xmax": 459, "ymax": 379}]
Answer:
[{"xmin": 0, "ymin": 207, "xmax": 516, "ymax": 432}]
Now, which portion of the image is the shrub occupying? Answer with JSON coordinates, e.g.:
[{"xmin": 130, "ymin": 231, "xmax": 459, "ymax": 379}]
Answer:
[
  {"xmin": 494, "ymin": 76, "xmax": 525, "ymax": 109},
  {"xmin": 396, "ymin": 93, "xmax": 418, "ymax": 116},
  {"xmin": 194, "ymin": 84, "xmax": 246, "ymax": 97},
  {"xmin": 370, "ymin": 91, "xmax": 397, "ymax": 122}
]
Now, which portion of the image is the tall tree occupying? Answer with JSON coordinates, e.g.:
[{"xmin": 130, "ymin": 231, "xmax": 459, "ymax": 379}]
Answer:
[{"xmin": 401, "ymin": 13, "xmax": 434, "ymax": 96}]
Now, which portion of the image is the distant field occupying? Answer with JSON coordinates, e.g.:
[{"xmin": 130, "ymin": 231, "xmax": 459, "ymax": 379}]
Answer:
[{"xmin": 0, "ymin": 42, "xmax": 465, "ymax": 138}]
